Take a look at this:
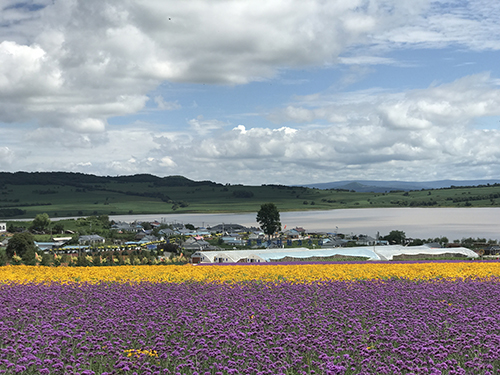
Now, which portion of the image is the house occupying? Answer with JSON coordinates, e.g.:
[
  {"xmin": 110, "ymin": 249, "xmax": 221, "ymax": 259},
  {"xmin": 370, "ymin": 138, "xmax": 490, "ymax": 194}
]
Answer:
[
  {"xmin": 182, "ymin": 237, "xmax": 212, "ymax": 251},
  {"xmin": 356, "ymin": 235, "xmax": 377, "ymax": 246},
  {"xmin": 283, "ymin": 229, "xmax": 301, "ymax": 239},
  {"xmin": 485, "ymin": 245, "xmax": 500, "ymax": 255},
  {"xmin": 177, "ymin": 228, "xmax": 195, "ymax": 236},
  {"xmin": 159, "ymin": 228, "xmax": 177, "ymax": 237},
  {"xmin": 221, "ymin": 236, "xmax": 244, "ymax": 246},
  {"xmin": 135, "ymin": 230, "xmax": 153, "ymax": 241},
  {"xmin": 248, "ymin": 232, "xmax": 264, "ymax": 241},
  {"xmin": 52, "ymin": 237, "xmax": 72, "ymax": 245},
  {"xmin": 321, "ymin": 237, "xmax": 348, "ymax": 248},
  {"xmin": 111, "ymin": 222, "xmax": 136, "ymax": 232},
  {"xmin": 208, "ymin": 223, "xmax": 248, "ymax": 234},
  {"xmin": 78, "ymin": 234, "xmax": 105, "ymax": 245},
  {"xmin": 138, "ymin": 235, "xmax": 159, "ymax": 244},
  {"xmin": 0, "ymin": 222, "xmax": 6, "ymax": 233}
]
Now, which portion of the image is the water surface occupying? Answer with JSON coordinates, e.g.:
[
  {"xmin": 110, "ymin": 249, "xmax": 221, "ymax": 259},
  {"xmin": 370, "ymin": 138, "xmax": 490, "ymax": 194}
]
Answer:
[{"xmin": 108, "ymin": 207, "xmax": 500, "ymax": 241}]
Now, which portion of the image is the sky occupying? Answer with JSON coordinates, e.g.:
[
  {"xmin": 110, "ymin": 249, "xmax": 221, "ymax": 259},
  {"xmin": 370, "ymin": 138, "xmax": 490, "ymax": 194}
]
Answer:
[{"xmin": 1, "ymin": 0, "xmax": 500, "ymax": 186}]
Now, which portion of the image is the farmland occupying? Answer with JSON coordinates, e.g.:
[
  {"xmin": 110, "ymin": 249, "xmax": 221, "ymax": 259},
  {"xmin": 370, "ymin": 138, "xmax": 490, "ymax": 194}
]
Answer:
[
  {"xmin": 2, "ymin": 263, "xmax": 500, "ymax": 374},
  {"xmin": 2, "ymin": 172, "xmax": 500, "ymax": 218}
]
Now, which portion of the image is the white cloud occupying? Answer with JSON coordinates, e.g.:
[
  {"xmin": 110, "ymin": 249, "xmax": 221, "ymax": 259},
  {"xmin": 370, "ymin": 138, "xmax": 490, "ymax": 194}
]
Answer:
[
  {"xmin": 375, "ymin": 1, "xmax": 500, "ymax": 51},
  {"xmin": 0, "ymin": 0, "xmax": 431, "ymax": 135},
  {"xmin": 0, "ymin": 146, "xmax": 14, "ymax": 166},
  {"xmin": 188, "ymin": 115, "xmax": 228, "ymax": 135},
  {"xmin": 1, "ymin": 0, "xmax": 500, "ymax": 185},
  {"xmin": 3, "ymin": 71, "xmax": 500, "ymax": 184},
  {"xmin": 154, "ymin": 96, "xmax": 181, "ymax": 110}
]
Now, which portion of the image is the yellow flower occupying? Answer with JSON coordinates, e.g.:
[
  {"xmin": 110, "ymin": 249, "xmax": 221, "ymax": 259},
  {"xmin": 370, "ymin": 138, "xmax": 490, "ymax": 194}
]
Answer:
[
  {"xmin": 3, "ymin": 262, "xmax": 500, "ymax": 284},
  {"xmin": 124, "ymin": 349, "xmax": 158, "ymax": 358}
]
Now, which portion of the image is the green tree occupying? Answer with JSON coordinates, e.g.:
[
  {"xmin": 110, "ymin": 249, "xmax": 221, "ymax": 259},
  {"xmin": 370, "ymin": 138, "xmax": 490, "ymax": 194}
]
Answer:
[
  {"xmin": 0, "ymin": 248, "xmax": 6, "ymax": 266},
  {"xmin": 6, "ymin": 232, "xmax": 37, "ymax": 265},
  {"xmin": 52, "ymin": 223, "xmax": 64, "ymax": 234},
  {"xmin": 30, "ymin": 213, "xmax": 51, "ymax": 233},
  {"xmin": 256, "ymin": 203, "xmax": 281, "ymax": 238},
  {"xmin": 383, "ymin": 230, "xmax": 406, "ymax": 244},
  {"xmin": 98, "ymin": 215, "xmax": 111, "ymax": 229},
  {"xmin": 141, "ymin": 221, "xmax": 152, "ymax": 230}
]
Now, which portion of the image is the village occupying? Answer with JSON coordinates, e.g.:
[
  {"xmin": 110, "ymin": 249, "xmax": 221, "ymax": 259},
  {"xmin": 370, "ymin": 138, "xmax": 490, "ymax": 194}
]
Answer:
[{"xmin": 0, "ymin": 216, "xmax": 489, "ymax": 265}]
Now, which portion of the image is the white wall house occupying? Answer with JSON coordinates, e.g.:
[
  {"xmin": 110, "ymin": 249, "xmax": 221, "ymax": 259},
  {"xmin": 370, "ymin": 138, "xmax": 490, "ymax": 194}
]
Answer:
[{"xmin": 0, "ymin": 223, "xmax": 6, "ymax": 233}]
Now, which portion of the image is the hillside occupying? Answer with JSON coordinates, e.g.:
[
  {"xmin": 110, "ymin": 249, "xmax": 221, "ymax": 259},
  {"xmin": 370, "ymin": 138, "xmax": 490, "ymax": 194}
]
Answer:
[
  {"xmin": 301, "ymin": 179, "xmax": 500, "ymax": 192},
  {"xmin": 2, "ymin": 172, "xmax": 500, "ymax": 219}
]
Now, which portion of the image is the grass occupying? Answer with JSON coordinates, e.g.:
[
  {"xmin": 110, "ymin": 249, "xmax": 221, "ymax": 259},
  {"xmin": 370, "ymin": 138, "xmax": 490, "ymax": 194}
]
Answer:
[
  {"xmin": 392, "ymin": 253, "xmax": 471, "ymax": 261},
  {"xmin": 2, "ymin": 173, "xmax": 500, "ymax": 218},
  {"xmin": 270, "ymin": 255, "xmax": 371, "ymax": 262}
]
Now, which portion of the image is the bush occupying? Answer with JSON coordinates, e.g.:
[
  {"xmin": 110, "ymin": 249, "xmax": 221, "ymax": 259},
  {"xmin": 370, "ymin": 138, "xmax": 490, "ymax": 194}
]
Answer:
[
  {"xmin": 41, "ymin": 253, "xmax": 53, "ymax": 266},
  {"xmin": 0, "ymin": 248, "xmax": 6, "ymax": 266}
]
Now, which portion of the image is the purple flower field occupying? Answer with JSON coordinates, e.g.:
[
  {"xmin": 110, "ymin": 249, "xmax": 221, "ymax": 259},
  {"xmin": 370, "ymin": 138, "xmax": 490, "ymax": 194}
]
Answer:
[{"xmin": 1, "ymin": 280, "xmax": 500, "ymax": 375}]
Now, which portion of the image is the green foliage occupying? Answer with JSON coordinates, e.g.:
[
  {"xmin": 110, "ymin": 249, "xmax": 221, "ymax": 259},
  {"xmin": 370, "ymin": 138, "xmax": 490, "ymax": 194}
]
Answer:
[
  {"xmin": 233, "ymin": 190, "xmax": 254, "ymax": 198},
  {"xmin": 76, "ymin": 254, "xmax": 89, "ymax": 267},
  {"xmin": 0, "ymin": 248, "xmax": 6, "ymax": 266},
  {"xmin": 141, "ymin": 222, "xmax": 152, "ymax": 230},
  {"xmin": 256, "ymin": 203, "xmax": 282, "ymax": 237},
  {"xmin": 93, "ymin": 254, "xmax": 102, "ymax": 266},
  {"xmin": 30, "ymin": 213, "xmax": 51, "ymax": 232},
  {"xmin": 383, "ymin": 230, "xmax": 406, "ymax": 245},
  {"xmin": 41, "ymin": 253, "xmax": 54, "ymax": 266},
  {"xmin": 6, "ymin": 232, "xmax": 37, "ymax": 264},
  {"xmin": 52, "ymin": 222, "xmax": 64, "ymax": 234},
  {"xmin": 158, "ymin": 242, "xmax": 180, "ymax": 254},
  {"xmin": 2, "ymin": 172, "xmax": 500, "ymax": 218}
]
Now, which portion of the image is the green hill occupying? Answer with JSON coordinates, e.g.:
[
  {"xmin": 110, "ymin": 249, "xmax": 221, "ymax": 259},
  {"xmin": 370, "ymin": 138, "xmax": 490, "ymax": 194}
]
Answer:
[{"xmin": 1, "ymin": 172, "xmax": 500, "ymax": 219}]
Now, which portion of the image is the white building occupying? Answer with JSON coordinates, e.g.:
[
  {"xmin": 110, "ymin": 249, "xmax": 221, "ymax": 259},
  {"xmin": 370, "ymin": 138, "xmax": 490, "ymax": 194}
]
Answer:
[
  {"xmin": 0, "ymin": 223, "xmax": 6, "ymax": 233},
  {"xmin": 190, "ymin": 245, "xmax": 478, "ymax": 264}
]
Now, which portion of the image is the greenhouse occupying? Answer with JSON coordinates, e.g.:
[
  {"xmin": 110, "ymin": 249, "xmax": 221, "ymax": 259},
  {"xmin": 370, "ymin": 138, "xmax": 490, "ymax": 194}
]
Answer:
[{"xmin": 190, "ymin": 245, "xmax": 478, "ymax": 263}]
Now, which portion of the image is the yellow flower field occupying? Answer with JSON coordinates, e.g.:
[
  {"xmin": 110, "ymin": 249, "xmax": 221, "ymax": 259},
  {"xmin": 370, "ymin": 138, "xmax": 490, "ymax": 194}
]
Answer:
[{"xmin": 1, "ymin": 261, "xmax": 500, "ymax": 284}]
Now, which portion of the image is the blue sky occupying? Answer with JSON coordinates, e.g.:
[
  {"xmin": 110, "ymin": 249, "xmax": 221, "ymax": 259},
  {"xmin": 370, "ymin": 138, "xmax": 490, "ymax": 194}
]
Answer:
[{"xmin": 1, "ymin": 0, "xmax": 500, "ymax": 185}]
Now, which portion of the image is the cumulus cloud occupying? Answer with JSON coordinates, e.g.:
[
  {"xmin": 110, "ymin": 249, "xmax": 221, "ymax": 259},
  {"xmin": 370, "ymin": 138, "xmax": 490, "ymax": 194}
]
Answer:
[
  {"xmin": 153, "ymin": 73, "xmax": 500, "ymax": 184},
  {"xmin": 154, "ymin": 96, "xmax": 181, "ymax": 110},
  {"xmin": 188, "ymin": 116, "xmax": 228, "ymax": 135},
  {"xmin": 376, "ymin": 0, "xmax": 500, "ymax": 51},
  {"xmin": 0, "ymin": 0, "xmax": 431, "ymax": 135},
  {"xmin": 2, "ymin": 0, "xmax": 500, "ymax": 184}
]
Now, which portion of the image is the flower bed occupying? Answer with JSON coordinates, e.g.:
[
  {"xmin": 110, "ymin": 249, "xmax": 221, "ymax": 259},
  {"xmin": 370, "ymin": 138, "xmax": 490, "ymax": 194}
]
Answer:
[
  {"xmin": 1, "ymin": 264, "xmax": 500, "ymax": 374},
  {"xmin": 2, "ymin": 261, "xmax": 500, "ymax": 284}
]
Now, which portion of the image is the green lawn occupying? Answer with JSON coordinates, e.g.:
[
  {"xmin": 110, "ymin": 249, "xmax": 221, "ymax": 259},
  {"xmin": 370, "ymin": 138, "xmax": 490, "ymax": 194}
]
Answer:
[{"xmin": 2, "ymin": 173, "xmax": 500, "ymax": 219}]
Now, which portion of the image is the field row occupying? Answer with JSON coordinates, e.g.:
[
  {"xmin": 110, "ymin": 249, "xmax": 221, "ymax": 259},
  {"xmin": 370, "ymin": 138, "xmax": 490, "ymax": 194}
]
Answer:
[
  {"xmin": 2, "ymin": 262, "xmax": 500, "ymax": 284},
  {"xmin": 1, "ymin": 279, "xmax": 500, "ymax": 374}
]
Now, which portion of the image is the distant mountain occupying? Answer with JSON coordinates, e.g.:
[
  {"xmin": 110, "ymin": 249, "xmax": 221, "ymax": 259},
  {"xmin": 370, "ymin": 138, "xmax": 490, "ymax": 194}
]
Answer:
[
  {"xmin": 0, "ymin": 171, "xmax": 220, "ymax": 187},
  {"xmin": 300, "ymin": 179, "xmax": 500, "ymax": 192}
]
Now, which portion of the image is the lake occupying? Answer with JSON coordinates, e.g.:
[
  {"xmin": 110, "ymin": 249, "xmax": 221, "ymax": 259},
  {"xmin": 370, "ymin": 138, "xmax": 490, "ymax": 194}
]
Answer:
[{"xmin": 108, "ymin": 207, "xmax": 500, "ymax": 241}]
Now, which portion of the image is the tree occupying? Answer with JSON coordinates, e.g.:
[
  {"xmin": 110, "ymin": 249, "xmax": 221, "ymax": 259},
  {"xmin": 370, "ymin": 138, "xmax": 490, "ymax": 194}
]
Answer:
[
  {"xmin": 30, "ymin": 213, "xmax": 51, "ymax": 233},
  {"xmin": 52, "ymin": 223, "xmax": 64, "ymax": 234},
  {"xmin": 383, "ymin": 230, "xmax": 406, "ymax": 245},
  {"xmin": 256, "ymin": 203, "xmax": 281, "ymax": 238},
  {"xmin": 6, "ymin": 232, "xmax": 37, "ymax": 265}
]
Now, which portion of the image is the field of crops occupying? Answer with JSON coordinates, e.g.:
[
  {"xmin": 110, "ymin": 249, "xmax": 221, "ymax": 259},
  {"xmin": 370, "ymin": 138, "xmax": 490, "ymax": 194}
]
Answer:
[{"xmin": 2, "ymin": 262, "xmax": 500, "ymax": 374}]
